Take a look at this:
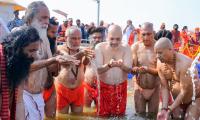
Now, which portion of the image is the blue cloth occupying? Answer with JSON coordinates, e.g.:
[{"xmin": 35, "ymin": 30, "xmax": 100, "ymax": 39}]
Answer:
[
  {"xmin": 7, "ymin": 18, "xmax": 24, "ymax": 31},
  {"xmin": 127, "ymin": 73, "xmax": 134, "ymax": 80},
  {"xmin": 196, "ymin": 63, "xmax": 200, "ymax": 78}
]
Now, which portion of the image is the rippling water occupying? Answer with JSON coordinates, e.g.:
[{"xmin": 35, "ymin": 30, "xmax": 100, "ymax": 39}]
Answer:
[{"xmin": 46, "ymin": 79, "xmax": 149, "ymax": 120}]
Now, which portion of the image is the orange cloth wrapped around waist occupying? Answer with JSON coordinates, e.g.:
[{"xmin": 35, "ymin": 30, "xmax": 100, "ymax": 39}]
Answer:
[
  {"xmin": 97, "ymin": 80, "xmax": 127, "ymax": 117},
  {"xmin": 55, "ymin": 81, "xmax": 84, "ymax": 110},
  {"xmin": 83, "ymin": 81, "xmax": 98, "ymax": 101},
  {"xmin": 43, "ymin": 84, "xmax": 55, "ymax": 102}
]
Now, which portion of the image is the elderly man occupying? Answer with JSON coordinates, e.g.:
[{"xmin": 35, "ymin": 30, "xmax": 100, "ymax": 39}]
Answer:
[
  {"xmin": 131, "ymin": 22, "xmax": 160, "ymax": 118},
  {"xmin": 55, "ymin": 26, "xmax": 93, "ymax": 115},
  {"xmin": 95, "ymin": 25, "xmax": 132, "ymax": 116},
  {"xmin": 84, "ymin": 27, "xmax": 104, "ymax": 108},
  {"xmin": 156, "ymin": 38, "xmax": 200, "ymax": 120},
  {"xmin": 0, "ymin": 26, "xmax": 40, "ymax": 120},
  {"xmin": 20, "ymin": 1, "xmax": 77, "ymax": 120},
  {"xmin": 42, "ymin": 17, "xmax": 59, "ymax": 118}
]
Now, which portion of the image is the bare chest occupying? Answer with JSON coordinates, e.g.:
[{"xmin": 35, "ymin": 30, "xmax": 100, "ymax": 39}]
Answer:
[
  {"xmin": 137, "ymin": 48, "xmax": 156, "ymax": 66},
  {"xmin": 102, "ymin": 49, "xmax": 125, "ymax": 63}
]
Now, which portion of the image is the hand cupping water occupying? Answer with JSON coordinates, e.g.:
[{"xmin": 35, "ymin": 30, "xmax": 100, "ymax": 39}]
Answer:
[
  {"xmin": 56, "ymin": 54, "xmax": 80, "ymax": 65},
  {"xmin": 82, "ymin": 48, "xmax": 95, "ymax": 59},
  {"xmin": 108, "ymin": 59, "xmax": 123, "ymax": 67}
]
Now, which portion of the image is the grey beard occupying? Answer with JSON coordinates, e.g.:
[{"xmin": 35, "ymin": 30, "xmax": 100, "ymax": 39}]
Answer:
[{"xmin": 66, "ymin": 41, "xmax": 79, "ymax": 50}]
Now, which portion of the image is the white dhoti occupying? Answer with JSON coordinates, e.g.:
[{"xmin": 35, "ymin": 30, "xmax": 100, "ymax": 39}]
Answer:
[{"xmin": 23, "ymin": 90, "xmax": 45, "ymax": 120}]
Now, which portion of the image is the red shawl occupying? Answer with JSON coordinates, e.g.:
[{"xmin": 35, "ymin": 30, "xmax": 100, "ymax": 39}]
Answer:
[{"xmin": 0, "ymin": 44, "xmax": 17, "ymax": 120}]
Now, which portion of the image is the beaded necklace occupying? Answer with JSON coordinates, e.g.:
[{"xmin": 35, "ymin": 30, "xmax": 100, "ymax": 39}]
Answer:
[
  {"xmin": 67, "ymin": 47, "xmax": 79, "ymax": 80},
  {"xmin": 168, "ymin": 54, "xmax": 176, "ymax": 90},
  {"xmin": 164, "ymin": 53, "xmax": 176, "ymax": 90}
]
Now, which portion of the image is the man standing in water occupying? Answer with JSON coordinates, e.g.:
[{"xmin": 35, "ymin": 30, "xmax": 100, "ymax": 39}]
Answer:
[
  {"xmin": 131, "ymin": 22, "xmax": 160, "ymax": 118},
  {"xmin": 95, "ymin": 25, "xmax": 132, "ymax": 116},
  {"xmin": 156, "ymin": 37, "xmax": 200, "ymax": 120},
  {"xmin": 56, "ymin": 26, "xmax": 94, "ymax": 114},
  {"xmin": 42, "ymin": 17, "xmax": 59, "ymax": 118},
  {"xmin": 0, "ymin": 26, "xmax": 40, "ymax": 120},
  {"xmin": 84, "ymin": 27, "xmax": 104, "ymax": 108},
  {"xmin": 20, "ymin": 1, "xmax": 77, "ymax": 119}
]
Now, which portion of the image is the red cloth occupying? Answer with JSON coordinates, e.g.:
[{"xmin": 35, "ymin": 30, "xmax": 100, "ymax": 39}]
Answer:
[
  {"xmin": 171, "ymin": 30, "xmax": 180, "ymax": 43},
  {"xmin": 182, "ymin": 44, "xmax": 199, "ymax": 59},
  {"xmin": 55, "ymin": 81, "xmax": 84, "ymax": 110},
  {"xmin": 0, "ymin": 45, "xmax": 17, "ymax": 120},
  {"xmin": 181, "ymin": 31, "xmax": 189, "ymax": 45},
  {"xmin": 173, "ymin": 42, "xmax": 181, "ymax": 51},
  {"xmin": 160, "ymin": 92, "xmax": 174, "ymax": 105},
  {"xmin": 43, "ymin": 84, "xmax": 55, "ymax": 102},
  {"xmin": 128, "ymin": 32, "xmax": 135, "ymax": 46},
  {"xmin": 97, "ymin": 81, "xmax": 127, "ymax": 117},
  {"xmin": 83, "ymin": 81, "xmax": 98, "ymax": 104}
]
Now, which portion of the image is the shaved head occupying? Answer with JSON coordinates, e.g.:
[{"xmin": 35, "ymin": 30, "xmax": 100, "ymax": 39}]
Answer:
[
  {"xmin": 141, "ymin": 22, "xmax": 154, "ymax": 46},
  {"xmin": 107, "ymin": 25, "xmax": 122, "ymax": 48},
  {"xmin": 141, "ymin": 22, "xmax": 154, "ymax": 32},
  {"xmin": 108, "ymin": 25, "xmax": 122, "ymax": 37},
  {"xmin": 154, "ymin": 37, "xmax": 173, "ymax": 50},
  {"xmin": 154, "ymin": 37, "xmax": 174, "ymax": 63}
]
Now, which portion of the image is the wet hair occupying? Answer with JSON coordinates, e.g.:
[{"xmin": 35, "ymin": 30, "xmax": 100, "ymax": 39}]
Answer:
[
  {"xmin": 24, "ymin": 1, "xmax": 47, "ymax": 24},
  {"xmin": 88, "ymin": 27, "xmax": 104, "ymax": 35},
  {"xmin": 49, "ymin": 17, "xmax": 59, "ymax": 26},
  {"xmin": 2, "ymin": 26, "xmax": 41, "ymax": 89}
]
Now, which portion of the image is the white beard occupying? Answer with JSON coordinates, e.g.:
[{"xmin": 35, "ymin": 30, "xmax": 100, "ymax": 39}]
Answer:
[
  {"xmin": 31, "ymin": 19, "xmax": 52, "ymax": 58},
  {"xmin": 31, "ymin": 19, "xmax": 48, "ymax": 43}
]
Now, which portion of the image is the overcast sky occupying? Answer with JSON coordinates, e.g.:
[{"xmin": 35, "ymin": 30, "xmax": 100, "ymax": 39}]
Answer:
[{"xmin": 19, "ymin": 0, "xmax": 200, "ymax": 31}]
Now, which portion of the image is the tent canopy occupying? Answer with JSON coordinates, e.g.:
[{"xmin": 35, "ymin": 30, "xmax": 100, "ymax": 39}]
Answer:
[{"xmin": 0, "ymin": 0, "xmax": 26, "ymax": 11}]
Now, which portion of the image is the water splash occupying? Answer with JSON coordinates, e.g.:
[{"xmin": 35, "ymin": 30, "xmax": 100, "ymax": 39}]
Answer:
[
  {"xmin": 187, "ymin": 52, "xmax": 200, "ymax": 103},
  {"xmin": 89, "ymin": 59, "xmax": 101, "ymax": 115}
]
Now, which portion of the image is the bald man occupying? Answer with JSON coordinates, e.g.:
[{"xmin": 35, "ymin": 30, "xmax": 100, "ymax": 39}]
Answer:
[
  {"xmin": 95, "ymin": 25, "xmax": 132, "ymax": 116},
  {"xmin": 155, "ymin": 38, "xmax": 200, "ymax": 119},
  {"xmin": 131, "ymin": 22, "xmax": 160, "ymax": 118},
  {"xmin": 55, "ymin": 26, "xmax": 93, "ymax": 114}
]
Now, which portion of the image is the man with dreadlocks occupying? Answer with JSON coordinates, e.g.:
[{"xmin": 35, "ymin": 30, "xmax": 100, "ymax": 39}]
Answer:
[
  {"xmin": 156, "ymin": 37, "xmax": 200, "ymax": 119},
  {"xmin": 0, "ymin": 26, "xmax": 40, "ymax": 120}
]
